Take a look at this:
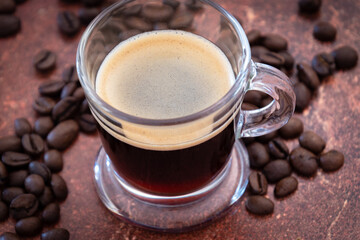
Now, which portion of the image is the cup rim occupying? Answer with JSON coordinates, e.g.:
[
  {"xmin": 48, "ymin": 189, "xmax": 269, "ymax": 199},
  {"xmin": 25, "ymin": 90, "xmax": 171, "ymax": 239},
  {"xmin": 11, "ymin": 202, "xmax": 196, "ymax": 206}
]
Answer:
[{"xmin": 76, "ymin": 0, "xmax": 251, "ymax": 126}]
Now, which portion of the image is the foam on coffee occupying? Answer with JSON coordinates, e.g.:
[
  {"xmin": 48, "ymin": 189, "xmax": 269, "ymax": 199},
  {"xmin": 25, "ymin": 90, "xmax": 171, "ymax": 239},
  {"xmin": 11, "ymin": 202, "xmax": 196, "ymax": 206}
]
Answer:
[{"xmin": 96, "ymin": 30, "xmax": 237, "ymax": 150}]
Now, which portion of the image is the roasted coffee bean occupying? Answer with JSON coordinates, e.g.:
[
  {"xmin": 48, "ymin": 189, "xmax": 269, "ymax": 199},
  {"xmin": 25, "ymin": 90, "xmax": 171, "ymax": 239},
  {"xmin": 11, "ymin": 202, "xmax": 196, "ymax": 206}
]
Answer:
[
  {"xmin": 298, "ymin": 0, "xmax": 321, "ymax": 13},
  {"xmin": 38, "ymin": 80, "xmax": 65, "ymax": 97},
  {"xmin": 121, "ymin": 4, "xmax": 142, "ymax": 16},
  {"xmin": 0, "ymin": 232, "xmax": 20, "ymax": 240},
  {"xmin": 268, "ymin": 138, "xmax": 289, "ymax": 159},
  {"xmin": 260, "ymin": 52, "xmax": 285, "ymax": 68},
  {"xmin": 293, "ymin": 82, "xmax": 312, "ymax": 112},
  {"xmin": 60, "ymin": 82, "xmax": 78, "ymax": 99},
  {"xmin": 0, "ymin": 136, "xmax": 22, "ymax": 154},
  {"xmin": 14, "ymin": 118, "xmax": 32, "ymax": 137},
  {"xmin": 290, "ymin": 147, "xmax": 318, "ymax": 176},
  {"xmin": 313, "ymin": 21, "xmax": 336, "ymax": 42},
  {"xmin": 248, "ymin": 171, "xmax": 267, "ymax": 195},
  {"xmin": 62, "ymin": 65, "xmax": 79, "ymax": 83},
  {"xmin": 2, "ymin": 187, "xmax": 24, "ymax": 204},
  {"xmin": 15, "ymin": 216, "xmax": 42, "ymax": 237},
  {"xmin": 241, "ymin": 103, "xmax": 258, "ymax": 110},
  {"xmin": 245, "ymin": 196, "xmax": 274, "ymax": 215},
  {"xmin": 260, "ymin": 96, "xmax": 273, "ymax": 108},
  {"xmin": 279, "ymin": 117, "xmax": 304, "ymax": 139},
  {"xmin": 33, "ymin": 97, "xmax": 56, "ymax": 115},
  {"xmin": 297, "ymin": 62, "xmax": 320, "ymax": 90},
  {"xmin": 78, "ymin": 7, "xmax": 99, "ymax": 25},
  {"xmin": 79, "ymin": 113, "xmax": 97, "ymax": 133},
  {"xmin": 0, "ymin": 15, "xmax": 21, "ymax": 37},
  {"xmin": 82, "ymin": 0, "xmax": 103, "ymax": 7},
  {"xmin": 43, "ymin": 150, "xmax": 63, "ymax": 173},
  {"xmin": 2, "ymin": 152, "xmax": 31, "ymax": 168},
  {"xmin": 274, "ymin": 176, "xmax": 298, "ymax": 198},
  {"xmin": 38, "ymin": 186, "xmax": 54, "ymax": 207},
  {"xmin": 24, "ymin": 174, "xmax": 45, "ymax": 196},
  {"xmin": 319, "ymin": 150, "xmax": 344, "ymax": 172},
  {"xmin": 142, "ymin": 3, "xmax": 174, "ymax": 22},
  {"xmin": 168, "ymin": 10, "xmax": 193, "ymax": 29},
  {"xmin": 47, "ymin": 120, "xmax": 79, "ymax": 150},
  {"xmin": 33, "ymin": 50, "xmax": 56, "ymax": 72},
  {"xmin": 299, "ymin": 131, "xmax": 326, "ymax": 154},
  {"xmin": 247, "ymin": 29, "xmax": 262, "ymax": 46},
  {"xmin": 243, "ymin": 90, "xmax": 263, "ymax": 107},
  {"xmin": 278, "ymin": 51, "xmax": 295, "ymax": 70},
  {"xmin": 263, "ymin": 160, "xmax": 292, "ymax": 183},
  {"xmin": 251, "ymin": 46, "xmax": 269, "ymax": 59},
  {"xmin": 51, "ymin": 174, "xmax": 68, "ymax": 201},
  {"xmin": 34, "ymin": 117, "xmax": 54, "ymax": 138},
  {"xmin": 21, "ymin": 134, "xmax": 44, "ymax": 155},
  {"xmin": 41, "ymin": 228, "xmax": 70, "ymax": 240},
  {"xmin": 73, "ymin": 87, "xmax": 85, "ymax": 100},
  {"xmin": 247, "ymin": 142, "xmax": 270, "ymax": 168},
  {"xmin": 256, "ymin": 131, "xmax": 277, "ymax": 143},
  {"xmin": 80, "ymin": 99, "xmax": 90, "ymax": 113},
  {"xmin": 0, "ymin": 161, "xmax": 7, "ymax": 187},
  {"xmin": 331, "ymin": 46, "xmax": 358, "ymax": 69},
  {"xmin": 52, "ymin": 96, "xmax": 80, "ymax": 122},
  {"xmin": 0, "ymin": 201, "xmax": 8, "ymax": 221},
  {"xmin": 57, "ymin": 11, "xmax": 81, "ymax": 36},
  {"xmin": 311, "ymin": 52, "xmax": 335, "ymax": 78},
  {"xmin": 42, "ymin": 202, "xmax": 60, "ymax": 224},
  {"xmin": 262, "ymin": 34, "xmax": 287, "ymax": 52},
  {"xmin": 185, "ymin": 0, "xmax": 203, "ymax": 11},
  {"xmin": 163, "ymin": 0, "xmax": 180, "ymax": 9},
  {"xmin": 28, "ymin": 162, "xmax": 51, "ymax": 183},
  {"xmin": 0, "ymin": 0, "xmax": 16, "ymax": 14},
  {"xmin": 124, "ymin": 16, "xmax": 152, "ymax": 31},
  {"xmin": 7, "ymin": 170, "xmax": 28, "ymax": 187},
  {"xmin": 10, "ymin": 194, "xmax": 38, "ymax": 220}
]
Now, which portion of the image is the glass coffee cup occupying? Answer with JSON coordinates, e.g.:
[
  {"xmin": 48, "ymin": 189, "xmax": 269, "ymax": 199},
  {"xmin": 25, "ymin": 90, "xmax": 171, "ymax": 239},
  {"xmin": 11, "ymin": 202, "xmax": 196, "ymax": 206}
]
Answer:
[{"xmin": 77, "ymin": 0, "xmax": 295, "ymax": 231}]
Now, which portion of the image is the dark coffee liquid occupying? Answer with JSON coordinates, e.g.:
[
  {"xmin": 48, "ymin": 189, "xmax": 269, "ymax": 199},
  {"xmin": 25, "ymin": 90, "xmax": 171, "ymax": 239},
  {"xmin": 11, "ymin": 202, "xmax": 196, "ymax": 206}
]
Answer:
[{"xmin": 98, "ymin": 121, "xmax": 235, "ymax": 195}]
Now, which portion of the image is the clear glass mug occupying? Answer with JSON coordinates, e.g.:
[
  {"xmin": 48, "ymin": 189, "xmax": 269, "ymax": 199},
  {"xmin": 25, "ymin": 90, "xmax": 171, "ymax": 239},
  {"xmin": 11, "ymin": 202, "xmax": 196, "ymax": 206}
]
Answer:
[{"xmin": 77, "ymin": 0, "xmax": 295, "ymax": 231}]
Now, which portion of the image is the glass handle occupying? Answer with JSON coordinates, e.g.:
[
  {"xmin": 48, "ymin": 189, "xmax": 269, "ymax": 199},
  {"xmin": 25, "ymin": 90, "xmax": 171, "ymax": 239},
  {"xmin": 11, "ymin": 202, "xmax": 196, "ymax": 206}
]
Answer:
[{"xmin": 237, "ymin": 61, "xmax": 296, "ymax": 138}]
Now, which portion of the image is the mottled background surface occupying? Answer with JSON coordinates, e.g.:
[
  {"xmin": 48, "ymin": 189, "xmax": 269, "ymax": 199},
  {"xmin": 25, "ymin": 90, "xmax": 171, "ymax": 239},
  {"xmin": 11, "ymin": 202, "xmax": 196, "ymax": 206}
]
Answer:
[{"xmin": 0, "ymin": 0, "xmax": 359, "ymax": 239}]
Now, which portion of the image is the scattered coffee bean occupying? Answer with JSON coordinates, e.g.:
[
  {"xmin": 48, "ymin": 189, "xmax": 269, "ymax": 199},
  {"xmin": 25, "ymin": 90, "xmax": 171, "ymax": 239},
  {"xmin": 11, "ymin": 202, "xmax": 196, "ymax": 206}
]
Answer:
[
  {"xmin": 268, "ymin": 138, "xmax": 289, "ymax": 159},
  {"xmin": 293, "ymin": 82, "xmax": 312, "ymax": 112},
  {"xmin": 1, "ymin": 152, "xmax": 31, "ymax": 168},
  {"xmin": 251, "ymin": 46, "xmax": 269, "ymax": 59},
  {"xmin": 0, "ymin": 201, "xmax": 8, "ymax": 221},
  {"xmin": 245, "ymin": 196, "xmax": 274, "ymax": 215},
  {"xmin": 73, "ymin": 87, "xmax": 85, "ymax": 100},
  {"xmin": 262, "ymin": 34, "xmax": 288, "ymax": 52},
  {"xmin": 42, "ymin": 202, "xmax": 60, "ymax": 224},
  {"xmin": 278, "ymin": 51, "xmax": 295, "ymax": 70},
  {"xmin": 2, "ymin": 187, "xmax": 24, "ymax": 204},
  {"xmin": 34, "ymin": 117, "xmax": 54, "ymax": 138},
  {"xmin": 15, "ymin": 216, "xmax": 42, "ymax": 237},
  {"xmin": 24, "ymin": 174, "xmax": 45, "ymax": 196},
  {"xmin": 142, "ymin": 3, "xmax": 174, "ymax": 22},
  {"xmin": 298, "ymin": 0, "xmax": 321, "ymax": 13},
  {"xmin": 0, "ymin": 161, "xmax": 7, "ymax": 187},
  {"xmin": 61, "ymin": 82, "xmax": 78, "ymax": 99},
  {"xmin": 33, "ymin": 97, "xmax": 56, "ymax": 115},
  {"xmin": 313, "ymin": 21, "xmax": 336, "ymax": 42},
  {"xmin": 185, "ymin": 0, "xmax": 203, "ymax": 11},
  {"xmin": 290, "ymin": 147, "xmax": 318, "ymax": 176},
  {"xmin": 274, "ymin": 176, "xmax": 298, "ymax": 198},
  {"xmin": 311, "ymin": 52, "xmax": 335, "ymax": 78},
  {"xmin": 299, "ymin": 131, "xmax": 326, "ymax": 154},
  {"xmin": 57, "ymin": 11, "xmax": 81, "ymax": 36},
  {"xmin": 256, "ymin": 131, "xmax": 277, "ymax": 143},
  {"xmin": 243, "ymin": 91, "xmax": 263, "ymax": 108},
  {"xmin": 79, "ymin": 113, "xmax": 97, "ymax": 133},
  {"xmin": 14, "ymin": 118, "xmax": 32, "ymax": 137},
  {"xmin": 319, "ymin": 150, "xmax": 344, "ymax": 172},
  {"xmin": 82, "ymin": 0, "xmax": 103, "ymax": 7},
  {"xmin": 163, "ymin": 0, "xmax": 180, "ymax": 9},
  {"xmin": 10, "ymin": 194, "xmax": 38, "ymax": 220},
  {"xmin": 279, "ymin": 117, "xmax": 304, "ymax": 139},
  {"xmin": 28, "ymin": 162, "xmax": 51, "ymax": 183},
  {"xmin": 247, "ymin": 29, "xmax": 262, "ymax": 45},
  {"xmin": 41, "ymin": 228, "xmax": 70, "ymax": 240},
  {"xmin": 260, "ymin": 52, "xmax": 285, "ymax": 68},
  {"xmin": 0, "ymin": 0, "xmax": 16, "ymax": 14},
  {"xmin": 168, "ymin": 10, "xmax": 193, "ymax": 29},
  {"xmin": 248, "ymin": 171, "xmax": 268, "ymax": 195},
  {"xmin": 331, "ymin": 45, "xmax": 358, "ymax": 69},
  {"xmin": 38, "ymin": 80, "xmax": 65, "ymax": 97},
  {"xmin": 38, "ymin": 186, "xmax": 54, "ymax": 207},
  {"xmin": 121, "ymin": 4, "xmax": 142, "ymax": 16},
  {"xmin": 47, "ymin": 120, "xmax": 79, "ymax": 150},
  {"xmin": 0, "ymin": 232, "xmax": 20, "ymax": 240},
  {"xmin": 21, "ymin": 134, "xmax": 44, "ymax": 155},
  {"xmin": 241, "ymin": 103, "xmax": 258, "ymax": 110},
  {"xmin": 124, "ymin": 16, "xmax": 152, "ymax": 31},
  {"xmin": 51, "ymin": 174, "xmax": 68, "ymax": 201},
  {"xmin": 7, "ymin": 170, "xmax": 28, "ymax": 187},
  {"xmin": 33, "ymin": 50, "xmax": 56, "ymax": 72},
  {"xmin": 247, "ymin": 142, "xmax": 270, "ymax": 168},
  {"xmin": 263, "ymin": 160, "xmax": 292, "ymax": 183},
  {"xmin": 44, "ymin": 150, "xmax": 63, "ymax": 173},
  {"xmin": 297, "ymin": 62, "xmax": 320, "ymax": 90},
  {"xmin": 52, "ymin": 96, "xmax": 80, "ymax": 122},
  {"xmin": 78, "ymin": 7, "xmax": 99, "ymax": 25},
  {"xmin": 0, "ymin": 15, "xmax": 21, "ymax": 38},
  {"xmin": 62, "ymin": 65, "xmax": 79, "ymax": 83},
  {"xmin": 0, "ymin": 136, "xmax": 22, "ymax": 154},
  {"xmin": 80, "ymin": 99, "xmax": 90, "ymax": 113}
]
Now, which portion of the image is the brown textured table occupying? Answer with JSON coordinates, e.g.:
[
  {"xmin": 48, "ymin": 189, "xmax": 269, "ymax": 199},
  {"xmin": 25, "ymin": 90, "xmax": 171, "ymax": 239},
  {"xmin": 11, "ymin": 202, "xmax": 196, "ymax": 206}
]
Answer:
[{"xmin": 1, "ymin": 0, "xmax": 359, "ymax": 239}]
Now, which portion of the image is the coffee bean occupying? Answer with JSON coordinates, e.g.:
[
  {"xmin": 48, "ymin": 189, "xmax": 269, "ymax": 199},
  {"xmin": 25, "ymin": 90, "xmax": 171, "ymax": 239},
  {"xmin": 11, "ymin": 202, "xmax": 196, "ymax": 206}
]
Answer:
[
  {"xmin": 33, "ymin": 97, "xmax": 56, "ymax": 115},
  {"xmin": 41, "ymin": 228, "xmax": 70, "ymax": 240},
  {"xmin": 80, "ymin": 99, "xmax": 90, "ymax": 113},
  {"xmin": 163, "ymin": 0, "xmax": 180, "ymax": 9},
  {"xmin": 262, "ymin": 34, "xmax": 287, "ymax": 52},
  {"xmin": 0, "ymin": 232, "xmax": 20, "ymax": 240},
  {"xmin": 73, "ymin": 87, "xmax": 85, "ymax": 100},
  {"xmin": 247, "ymin": 29, "xmax": 262, "ymax": 46},
  {"xmin": 124, "ymin": 16, "xmax": 152, "ymax": 31},
  {"xmin": 2, "ymin": 152, "xmax": 31, "ymax": 168},
  {"xmin": 0, "ymin": 136, "xmax": 22, "ymax": 154},
  {"xmin": 42, "ymin": 202, "xmax": 60, "ymax": 224},
  {"xmin": 0, "ymin": 15, "xmax": 21, "ymax": 37},
  {"xmin": 51, "ymin": 174, "xmax": 68, "ymax": 201},
  {"xmin": 256, "ymin": 131, "xmax": 277, "ymax": 143},
  {"xmin": 331, "ymin": 46, "xmax": 358, "ymax": 69},
  {"xmin": 168, "ymin": 10, "xmax": 193, "ymax": 29},
  {"xmin": 0, "ymin": 0, "xmax": 16, "ymax": 14},
  {"xmin": 0, "ymin": 161, "xmax": 8, "ymax": 186},
  {"xmin": 0, "ymin": 201, "xmax": 8, "ymax": 221},
  {"xmin": 245, "ymin": 196, "xmax": 274, "ymax": 215},
  {"xmin": 38, "ymin": 80, "xmax": 65, "ymax": 97},
  {"xmin": 313, "ymin": 21, "xmax": 336, "ymax": 42},
  {"xmin": 28, "ymin": 162, "xmax": 51, "ymax": 183},
  {"xmin": 10, "ymin": 194, "xmax": 38, "ymax": 220},
  {"xmin": 243, "ymin": 90, "xmax": 263, "ymax": 107},
  {"xmin": 2, "ymin": 187, "xmax": 24, "ymax": 204},
  {"xmin": 121, "ymin": 4, "xmax": 142, "ymax": 16},
  {"xmin": 24, "ymin": 174, "xmax": 45, "ymax": 196},
  {"xmin": 268, "ymin": 138, "xmax": 289, "ymax": 159},
  {"xmin": 241, "ymin": 103, "xmax": 258, "ymax": 110},
  {"xmin": 311, "ymin": 52, "xmax": 335, "ymax": 78},
  {"xmin": 7, "ymin": 170, "xmax": 28, "ymax": 187},
  {"xmin": 142, "ymin": 3, "xmax": 174, "ymax": 22},
  {"xmin": 34, "ymin": 117, "xmax": 54, "ymax": 138},
  {"xmin": 299, "ymin": 131, "xmax": 326, "ymax": 154},
  {"xmin": 290, "ymin": 147, "xmax": 318, "ymax": 176},
  {"xmin": 263, "ymin": 160, "xmax": 292, "ymax": 183},
  {"xmin": 82, "ymin": 0, "xmax": 103, "ymax": 7},
  {"xmin": 47, "ymin": 120, "xmax": 79, "ymax": 150},
  {"xmin": 247, "ymin": 142, "xmax": 270, "ymax": 168},
  {"xmin": 62, "ymin": 65, "xmax": 79, "ymax": 83},
  {"xmin": 57, "ymin": 11, "xmax": 81, "ymax": 36},
  {"xmin": 33, "ymin": 50, "xmax": 56, "ymax": 72},
  {"xmin": 297, "ymin": 62, "xmax": 320, "ymax": 90},
  {"xmin": 260, "ymin": 52, "xmax": 285, "ymax": 68},
  {"xmin": 60, "ymin": 82, "xmax": 78, "ymax": 99},
  {"xmin": 78, "ymin": 7, "xmax": 99, "ymax": 25},
  {"xmin": 15, "ymin": 216, "xmax": 42, "ymax": 237},
  {"xmin": 52, "ymin": 96, "xmax": 80, "ymax": 122},
  {"xmin": 279, "ymin": 117, "xmax": 304, "ymax": 139},
  {"xmin": 260, "ymin": 96, "xmax": 273, "ymax": 107},
  {"xmin": 319, "ymin": 150, "xmax": 344, "ymax": 172},
  {"xmin": 13, "ymin": 118, "xmax": 31, "ymax": 137},
  {"xmin": 21, "ymin": 134, "xmax": 44, "ymax": 155},
  {"xmin": 248, "ymin": 171, "xmax": 268, "ymax": 195},
  {"xmin": 38, "ymin": 186, "xmax": 54, "ymax": 207},
  {"xmin": 274, "ymin": 176, "xmax": 298, "ymax": 198},
  {"xmin": 251, "ymin": 46, "xmax": 269, "ymax": 59},
  {"xmin": 278, "ymin": 51, "xmax": 295, "ymax": 70},
  {"xmin": 293, "ymin": 82, "xmax": 312, "ymax": 112},
  {"xmin": 79, "ymin": 113, "xmax": 97, "ymax": 133},
  {"xmin": 185, "ymin": 0, "xmax": 203, "ymax": 11},
  {"xmin": 44, "ymin": 150, "xmax": 63, "ymax": 173},
  {"xmin": 298, "ymin": 0, "xmax": 321, "ymax": 13}
]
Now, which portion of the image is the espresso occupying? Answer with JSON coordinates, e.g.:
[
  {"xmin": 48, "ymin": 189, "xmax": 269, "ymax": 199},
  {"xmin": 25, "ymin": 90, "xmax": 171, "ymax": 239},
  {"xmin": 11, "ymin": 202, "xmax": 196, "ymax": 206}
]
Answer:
[{"xmin": 96, "ymin": 30, "xmax": 236, "ymax": 195}]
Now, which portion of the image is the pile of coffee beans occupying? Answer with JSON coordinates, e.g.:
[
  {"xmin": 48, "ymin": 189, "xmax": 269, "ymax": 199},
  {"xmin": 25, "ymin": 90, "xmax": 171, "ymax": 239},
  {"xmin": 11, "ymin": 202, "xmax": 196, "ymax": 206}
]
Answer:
[{"xmin": 0, "ymin": 0, "xmax": 22, "ymax": 38}]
